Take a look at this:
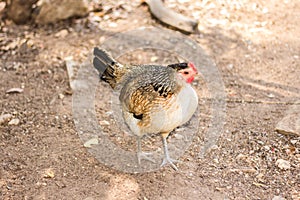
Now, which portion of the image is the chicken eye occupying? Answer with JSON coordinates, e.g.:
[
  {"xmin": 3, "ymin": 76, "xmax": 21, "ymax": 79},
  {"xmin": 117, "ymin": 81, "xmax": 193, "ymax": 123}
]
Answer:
[{"xmin": 183, "ymin": 71, "xmax": 189, "ymax": 74}]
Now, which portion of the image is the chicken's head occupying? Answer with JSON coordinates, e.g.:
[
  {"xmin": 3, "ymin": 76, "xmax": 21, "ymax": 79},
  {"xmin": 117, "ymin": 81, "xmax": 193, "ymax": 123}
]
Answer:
[{"xmin": 178, "ymin": 62, "xmax": 198, "ymax": 83}]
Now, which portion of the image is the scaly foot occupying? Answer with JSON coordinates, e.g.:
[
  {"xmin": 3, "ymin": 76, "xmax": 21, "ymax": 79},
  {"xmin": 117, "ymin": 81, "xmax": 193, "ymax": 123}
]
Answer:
[
  {"xmin": 137, "ymin": 151, "xmax": 155, "ymax": 165},
  {"xmin": 161, "ymin": 157, "xmax": 180, "ymax": 171}
]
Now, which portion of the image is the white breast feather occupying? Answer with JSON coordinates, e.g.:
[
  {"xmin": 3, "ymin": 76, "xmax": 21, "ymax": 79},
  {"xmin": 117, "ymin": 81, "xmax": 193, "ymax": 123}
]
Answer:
[{"xmin": 123, "ymin": 83, "xmax": 198, "ymax": 136}]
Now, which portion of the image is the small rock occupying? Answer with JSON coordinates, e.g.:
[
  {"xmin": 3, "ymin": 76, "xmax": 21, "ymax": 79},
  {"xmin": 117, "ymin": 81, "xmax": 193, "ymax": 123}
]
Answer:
[
  {"xmin": 210, "ymin": 145, "xmax": 219, "ymax": 150},
  {"xmin": 6, "ymin": 87, "xmax": 23, "ymax": 94},
  {"xmin": 99, "ymin": 36, "xmax": 106, "ymax": 43},
  {"xmin": 99, "ymin": 120, "xmax": 110, "ymax": 126},
  {"xmin": 262, "ymin": 7, "xmax": 269, "ymax": 14},
  {"xmin": 290, "ymin": 139, "xmax": 298, "ymax": 145},
  {"xmin": 275, "ymin": 159, "xmax": 291, "ymax": 170},
  {"xmin": 108, "ymin": 22, "xmax": 118, "ymax": 28},
  {"xmin": 174, "ymin": 133, "xmax": 184, "ymax": 140},
  {"xmin": 256, "ymin": 173, "xmax": 264, "ymax": 182},
  {"xmin": 105, "ymin": 111, "xmax": 113, "ymax": 116},
  {"xmin": 150, "ymin": 56, "xmax": 158, "ymax": 62},
  {"xmin": 236, "ymin": 153, "xmax": 247, "ymax": 160},
  {"xmin": 267, "ymin": 93, "xmax": 275, "ymax": 98},
  {"xmin": 58, "ymin": 93, "xmax": 65, "ymax": 99},
  {"xmin": 175, "ymin": 127, "xmax": 185, "ymax": 132},
  {"xmin": 43, "ymin": 168, "xmax": 55, "ymax": 178},
  {"xmin": 276, "ymin": 102, "xmax": 300, "ymax": 136},
  {"xmin": 241, "ymin": 167, "xmax": 256, "ymax": 173},
  {"xmin": 55, "ymin": 29, "xmax": 69, "ymax": 38},
  {"xmin": 257, "ymin": 140, "xmax": 264, "ymax": 145},
  {"xmin": 272, "ymin": 195, "xmax": 285, "ymax": 200},
  {"xmin": 263, "ymin": 145, "xmax": 270, "ymax": 151},
  {"xmin": 6, "ymin": 0, "xmax": 37, "ymax": 24},
  {"xmin": 0, "ymin": 114, "xmax": 13, "ymax": 125},
  {"xmin": 8, "ymin": 118, "xmax": 20, "ymax": 125},
  {"xmin": 227, "ymin": 64, "xmax": 234, "ymax": 70},
  {"xmin": 83, "ymin": 138, "xmax": 99, "ymax": 148},
  {"xmin": 35, "ymin": 0, "xmax": 89, "ymax": 24},
  {"xmin": 26, "ymin": 39, "xmax": 35, "ymax": 47}
]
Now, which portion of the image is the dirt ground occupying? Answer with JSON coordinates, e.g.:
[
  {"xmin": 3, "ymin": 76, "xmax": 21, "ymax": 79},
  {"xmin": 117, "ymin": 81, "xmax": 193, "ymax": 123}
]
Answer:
[{"xmin": 1, "ymin": 0, "xmax": 299, "ymax": 199}]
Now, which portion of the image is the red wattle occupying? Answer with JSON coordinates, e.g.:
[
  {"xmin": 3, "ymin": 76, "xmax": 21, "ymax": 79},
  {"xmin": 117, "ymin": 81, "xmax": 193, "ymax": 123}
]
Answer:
[{"xmin": 187, "ymin": 76, "xmax": 194, "ymax": 83}]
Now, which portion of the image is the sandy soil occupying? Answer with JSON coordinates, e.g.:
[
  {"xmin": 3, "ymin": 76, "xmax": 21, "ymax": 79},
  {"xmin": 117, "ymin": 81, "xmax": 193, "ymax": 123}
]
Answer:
[{"xmin": 0, "ymin": 0, "xmax": 299, "ymax": 199}]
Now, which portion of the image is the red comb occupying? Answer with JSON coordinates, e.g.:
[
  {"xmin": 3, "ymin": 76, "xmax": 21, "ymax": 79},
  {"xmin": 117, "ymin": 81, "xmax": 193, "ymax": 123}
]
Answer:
[{"xmin": 188, "ymin": 62, "xmax": 197, "ymax": 72}]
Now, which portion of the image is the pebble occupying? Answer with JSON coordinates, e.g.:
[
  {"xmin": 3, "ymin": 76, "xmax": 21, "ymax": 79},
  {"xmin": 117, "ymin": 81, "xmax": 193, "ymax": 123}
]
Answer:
[
  {"xmin": 227, "ymin": 63, "xmax": 234, "ymax": 70},
  {"xmin": 8, "ymin": 118, "xmax": 20, "ymax": 125},
  {"xmin": 43, "ymin": 168, "xmax": 55, "ymax": 178},
  {"xmin": 175, "ymin": 127, "xmax": 185, "ymax": 132},
  {"xmin": 150, "ymin": 56, "xmax": 158, "ymax": 62},
  {"xmin": 210, "ymin": 145, "xmax": 219, "ymax": 150},
  {"xmin": 105, "ymin": 111, "xmax": 113, "ymax": 116},
  {"xmin": 236, "ymin": 153, "xmax": 247, "ymax": 160},
  {"xmin": 275, "ymin": 102, "xmax": 300, "ymax": 136},
  {"xmin": 272, "ymin": 195, "xmax": 285, "ymax": 200},
  {"xmin": 174, "ymin": 133, "xmax": 184, "ymax": 140},
  {"xmin": 83, "ymin": 138, "xmax": 99, "ymax": 148},
  {"xmin": 58, "ymin": 93, "xmax": 65, "ymax": 99},
  {"xmin": 290, "ymin": 139, "xmax": 298, "ymax": 145},
  {"xmin": 275, "ymin": 159, "xmax": 291, "ymax": 170},
  {"xmin": 55, "ymin": 29, "xmax": 69, "ymax": 38},
  {"xmin": 263, "ymin": 145, "xmax": 270, "ymax": 151},
  {"xmin": 108, "ymin": 22, "xmax": 118, "ymax": 28},
  {"xmin": 99, "ymin": 120, "xmax": 110, "ymax": 126},
  {"xmin": 0, "ymin": 114, "xmax": 12, "ymax": 125},
  {"xmin": 267, "ymin": 93, "xmax": 275, "ymax": 98}
]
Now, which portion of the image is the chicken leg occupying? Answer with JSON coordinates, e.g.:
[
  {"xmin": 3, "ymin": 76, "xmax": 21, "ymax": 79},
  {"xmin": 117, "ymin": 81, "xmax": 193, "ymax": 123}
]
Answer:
[
  {"xmin": 160, "ymin": 132, "xmax": 179, "ymax": 170},
  {"xmin": 136, "ymin": 136, "xmax": 155, "ymax": 165}
]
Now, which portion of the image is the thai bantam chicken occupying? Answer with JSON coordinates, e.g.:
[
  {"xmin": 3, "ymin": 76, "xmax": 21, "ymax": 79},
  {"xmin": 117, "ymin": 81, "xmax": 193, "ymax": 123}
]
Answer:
[{"xmin": 93, "ymin": 48, "xmax": 198, "ymax": 170}]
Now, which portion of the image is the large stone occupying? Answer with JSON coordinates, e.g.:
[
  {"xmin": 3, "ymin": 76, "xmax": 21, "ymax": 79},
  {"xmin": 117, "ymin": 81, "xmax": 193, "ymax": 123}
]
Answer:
[
  {"xmin": 276, "ymin": 102, "xmax": 300, "ymax": 136},
  {"xmin": 35, "ymin": 0, "xmax": 89, "ymax": 24},
  {"xmin": 6, "ymin": 0, "xmax": 38, "ymax": 24}
]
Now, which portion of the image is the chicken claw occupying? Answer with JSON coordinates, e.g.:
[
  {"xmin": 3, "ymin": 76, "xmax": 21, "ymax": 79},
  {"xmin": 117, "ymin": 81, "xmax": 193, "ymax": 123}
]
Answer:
[
  {"xmin": 161, "ymin": 157, "xmax": 180, "ymax": 171},
  {"xmin": 136, "ymin": 137, "xmax": 155, "ymax": 165},
  {"xmin": 137, "ymin": 151, "xmax": 155, "ymax": 165},
  {"xmin": 160, "ymin": 133, "xmax": 181, "ymax": 171}
]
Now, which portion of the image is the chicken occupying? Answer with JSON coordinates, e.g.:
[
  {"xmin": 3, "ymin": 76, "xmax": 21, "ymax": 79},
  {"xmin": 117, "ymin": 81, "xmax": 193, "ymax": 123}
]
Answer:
[{"xmin": 93, "ymin": 47, "xmax": 198, "ymax": 170}]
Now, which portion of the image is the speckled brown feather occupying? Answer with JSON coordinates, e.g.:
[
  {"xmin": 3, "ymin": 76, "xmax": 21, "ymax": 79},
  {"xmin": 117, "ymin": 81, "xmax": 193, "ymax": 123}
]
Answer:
[
  {"xmin": 93, "ymin": 48, "xmax": 198, "ymax": 169},
  {"xmin": 119, "ymin": 65, "xmax": 183, "ymax": 129},
  {"xmin": 93, "ymin": 48, "xmax": 189, "ymax": 132},
  {"xmin": 128, "ymin": 83, "xmax": 177, "ymax": 128}
]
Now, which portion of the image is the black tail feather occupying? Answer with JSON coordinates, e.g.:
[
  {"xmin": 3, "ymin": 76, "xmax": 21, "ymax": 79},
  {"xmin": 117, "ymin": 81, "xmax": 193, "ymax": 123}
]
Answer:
[
  {"xmin": 93, "ymin": 47, "xmax": 118, "ymax": 88},
  {"xmin": 93, "ymin": 56, "xmax": 107, "ymax": 75},
  {"xmin": 94, "ymin": 47, "xmax": 116, "ymax": 66}
]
